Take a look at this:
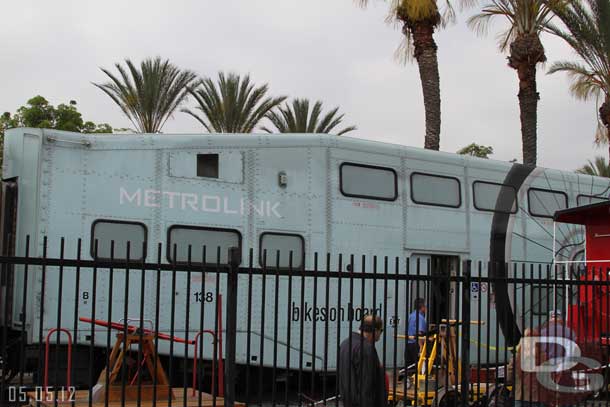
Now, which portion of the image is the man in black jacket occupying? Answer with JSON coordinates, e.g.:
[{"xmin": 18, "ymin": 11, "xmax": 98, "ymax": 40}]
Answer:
[{"xmin": 338, "ymin": 315, "xmax": 387, "ymax": 407}]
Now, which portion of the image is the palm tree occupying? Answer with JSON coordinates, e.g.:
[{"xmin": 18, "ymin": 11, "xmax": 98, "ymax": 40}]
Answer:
[
  {"xmin": 359, "ymin": 0, "xmax": 464, "ymax": 151},
  {"xmin": 546, "ymin": 0, "xmax": 610, "ymax": 160},
  {"xmin": 262, "ymin": 99, "xmax": 357, "ymax": 135},
  {"xmin": 183, "ymin": 73, "xmax": 286, "ymax": 133},
  {"xmin": 94, "ymin": 57, "xmax": 197, "ymax": 133},
  {"xmin": 468, "ymin": 0, "xmax": 560, "ymax": 167},
  {"xmin": 576, "ymin": 156, "xmax": 610, "ymax": 177}
]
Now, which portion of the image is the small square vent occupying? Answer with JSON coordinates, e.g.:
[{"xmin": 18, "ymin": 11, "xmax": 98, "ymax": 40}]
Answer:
[{"xmin": 197, "ymin": 154, "xmax": 219, "ymax": 178}]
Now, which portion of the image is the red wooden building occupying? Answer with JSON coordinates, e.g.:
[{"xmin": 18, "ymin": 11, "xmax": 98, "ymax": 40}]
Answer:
[{"xmin": 554, "ymin": 201, "xmax": 610, "ymax": 342}]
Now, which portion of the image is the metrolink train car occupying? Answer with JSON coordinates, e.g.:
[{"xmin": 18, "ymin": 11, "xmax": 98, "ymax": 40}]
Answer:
[{"xmin": 0, "ymin": 128, "xmax": 608, "ymax": 380}]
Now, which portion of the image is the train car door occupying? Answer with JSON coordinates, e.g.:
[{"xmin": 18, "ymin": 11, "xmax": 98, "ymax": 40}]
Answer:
[{"xmin": 408, "ymin": 255, "xmax": 458, "ymax": 326}]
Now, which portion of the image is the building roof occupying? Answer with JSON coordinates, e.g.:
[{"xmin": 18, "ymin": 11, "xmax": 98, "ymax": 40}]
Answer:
[{"xmin": 554, "ymin": 200, "xmax": 610, "ymax": 225}]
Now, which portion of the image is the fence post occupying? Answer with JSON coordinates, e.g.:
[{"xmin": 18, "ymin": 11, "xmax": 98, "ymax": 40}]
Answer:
[
  {"xmin": 460, "ymin": 260, "xmax": 471, "ymax": 407},
  {"xmin": 225, "ymin": 247, "xmax": 240, "ymax": 407}
]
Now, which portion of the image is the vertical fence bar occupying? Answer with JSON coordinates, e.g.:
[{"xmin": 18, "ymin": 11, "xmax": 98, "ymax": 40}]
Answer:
[
  {"xmin": 213, "ymin": 249, "xmax": 221, "ymax": 407},
  {"xmin": 196, "ymin": 246, "xmax": 207, "ymax": 407},
  {"xmin": 53, "ymin": 238, "xmax": 65, "ymax": 407},
  {"xmin": 460, "ymin": 261, "xmax": 471, "ymax": 407},
  {"xmin": 381, "ymin": 256, "xmax": 388, "ymax": 390},
  {"xmin": 70, "ymin": 238, "xmax": 81, "ymax": 407},
  {"xmin": 284, "ymin": 252, "xmax": 294, "ymax": 407},
  {"xmin": 120, "ymin": 242, "xmax": 130, "ymax": 407},
  {"xmin": 475, "ymin": 261, "xmax": 482, "ymax": 401},
  {"xmin": 311, "ymin": 252, "xmax": 319, "ymax": 398},
  {"xmin": 104, "ymin": 241, "xmax": 115, "ymax": 407},
  {"xmin": 358, "ymin": 255, "xmax": 366, "ymax": 407},
  {"xmin": 244, "ymin": 248, "xmax": 252, "ymax": 405},
  {"xmin": 224, "ymin": 246, "xmax": 240, "ymax": 407},
  {"xmin": 18, "ymin": 235, "xmax": 30, "ymax": 391},
  {"xmin": 152, "ymin": 243, "xmax": 162, "ymax": 407},
  {"xmin": 271, "ymin": 251, "xmax": 280, "ymax": 407},
  {"xmin": 183, "ymin": 247, "xmax": 192, "ymax": 407},
  {"xmin": 167, "ymin": 244, "xmax": 177, "ymax": 407},
  {"xmin": 391, "ymin": 257, "xmax": 399, "ymax": 407},
  {"xmin": 402, "ymin": 258, "xmax": 409, "ymax": 405},
  {"xmin": 259, "ymin": 250, "xmax": 268, "ymax": 407},
  {"xmin": 322, "ymin": 253, "xmax": 331, "ymax": 405},
  {"xmin": 137, "ymin": 242, "xmax": 146, "ymax": 407},
  {"xmin": 334, "ymin": 253, "xmax": 343, "ymax": 407},
  {"xmin": 297, "ymin": 251, "xmax": 305, "ymax": 407},
  {"xmin": 346, "ymin": 255, "xmax": 354, "ymax": 407},
  {"xmin": 88, "ymin": 240, "xmax": 98, "ymax": 407}
]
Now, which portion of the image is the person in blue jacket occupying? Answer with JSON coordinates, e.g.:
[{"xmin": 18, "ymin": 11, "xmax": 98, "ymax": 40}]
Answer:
[{"xmin": 405, "ymin": 298, "xmax": 427, "ymax": 370}]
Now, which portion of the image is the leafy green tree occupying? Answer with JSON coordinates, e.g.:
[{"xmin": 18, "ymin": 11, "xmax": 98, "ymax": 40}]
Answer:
[
  {"xmin": 94, "ymin": 57, "xmax": 197, "ymax": 133},
  {"xmin": 576, "ymin": 156, "xmax": 610, "ymax": 177},
  {"xmin": 469, "ymin": 0, "xmax": 560, "ymax": 167},
  {"xmin": 262, "ymin": 99, "xmax": 357, "ymax": 135},
  {"xmin": 457, "ymin": 143, "xmax": 494, "ymax": 158},
  {"xmin": 183, "ymin": 72, "xmax": 286, "ymax": 133},
  {"xmin": 1, "ymin": 96, "xmax": 112, "ymax": 133},
  {"xmin": 0, "ymin": 97, "xmax": 112, "ymax": 175},
  {"xmin": 546, "ymin": 0, "xmax": 610, "ymax": 160}
]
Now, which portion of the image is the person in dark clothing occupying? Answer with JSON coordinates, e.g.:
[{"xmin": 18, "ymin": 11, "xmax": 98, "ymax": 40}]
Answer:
[{"xmin": 338, "ymin": 315, "xmax": 387, "ymax": 407}]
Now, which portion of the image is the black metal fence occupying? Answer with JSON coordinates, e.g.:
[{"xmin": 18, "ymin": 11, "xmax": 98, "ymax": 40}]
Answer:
[{"xmin": 1, "ymin": 237, "xmax": 609, "ymax": 407}]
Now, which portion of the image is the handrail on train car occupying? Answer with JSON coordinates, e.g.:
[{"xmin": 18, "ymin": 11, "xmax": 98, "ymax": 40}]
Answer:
[
  {"xmin": 44, "ymin": 328, "xmax": 73, "ymax": 393},
  {"xmin": 192, "ymin": 294, "xmax": 224, "ymax": 397}
]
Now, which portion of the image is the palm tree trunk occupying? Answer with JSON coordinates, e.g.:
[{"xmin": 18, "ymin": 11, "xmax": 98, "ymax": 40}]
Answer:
[
  {"xmin": 508, "ymin": 34, "xmax": 545, "ymax": 168},
  {"xmin": 515, "ymin": 62, "xmax": 539, "ymax": 167},
  {"xmin": 600, "ymin": 98, "xmax": 610, "ymax": 161},
  {"xmin": 409, "ymin": 21, "xmax": 441, "ymax": 151}
]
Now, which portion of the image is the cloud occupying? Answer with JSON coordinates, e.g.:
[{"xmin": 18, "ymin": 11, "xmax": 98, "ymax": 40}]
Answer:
[{"xmin": 0, "ymin": 0, "xmax": 602, "ymax": 171}]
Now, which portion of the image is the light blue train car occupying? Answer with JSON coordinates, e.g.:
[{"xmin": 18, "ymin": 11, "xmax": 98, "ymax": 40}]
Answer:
[{"xmin": 0, "ymin": 128, "xmax": 608, "ymax": 378}]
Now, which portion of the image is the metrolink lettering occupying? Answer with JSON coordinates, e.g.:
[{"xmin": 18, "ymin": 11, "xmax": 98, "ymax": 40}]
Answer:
[
  {"xmin": 119, "ymin": 187, "xmax": 281, "ymax": 218},
  {"xmin": 292, "ymin": 302, "xmax": 383, "ymax": 322}
]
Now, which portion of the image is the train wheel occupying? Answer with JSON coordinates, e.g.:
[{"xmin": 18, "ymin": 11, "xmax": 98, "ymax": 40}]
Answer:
[{"xmin": 432, "ymin": 387, "xmax": 462, "ymax": 407}]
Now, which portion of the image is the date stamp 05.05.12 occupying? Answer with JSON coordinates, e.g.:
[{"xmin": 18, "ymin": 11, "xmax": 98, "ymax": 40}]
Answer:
[{"xmin": 7, "ymin": 386, "xmax": 76, "ymax": 403}]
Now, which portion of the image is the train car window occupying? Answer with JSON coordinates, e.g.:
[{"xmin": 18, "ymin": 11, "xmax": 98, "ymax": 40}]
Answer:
[
  {"xmin": 577, "ymin": 194, "xmax": 608, "ymax": 206},
  {"xmin": 167, "ymin": 225, "xmax": 241, "ymax": 265},
  {"xmin": 528, "ymin": 188, "xmax": 568, "ymax": 218},
  {"xmin": 91, "ymin": 220, "xmax": 147, "ymax": 261},
  {"xmin": 410, "ymin": 172, "xmax": 461, "ymax": 208},
  {"xmin": 532, "ymin": 285, "xmax": 556, "ymax": 316},
  {"xmin": 340, "ymin": 163, "xmax": 398, "ymax": 201},
  {"xmin": 473, "ymin": 181, "xmax": 517, "ymax": 214},
  {"xmin": 259, "ymin": 232, "xmax": 304, "ymax": 268},
  {"xmin": 197, "ymin": 154, "xmax": 219, "ymax": 178}
]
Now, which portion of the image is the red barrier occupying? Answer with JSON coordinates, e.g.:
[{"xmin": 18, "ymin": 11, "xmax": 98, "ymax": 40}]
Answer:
[
  {"xmin": 191, "ymin": 294, "xmax": 225, "ymax": 397},
  {"xmin": 44, "ymin": 328, "xmax": 73, "ymax": 393}
]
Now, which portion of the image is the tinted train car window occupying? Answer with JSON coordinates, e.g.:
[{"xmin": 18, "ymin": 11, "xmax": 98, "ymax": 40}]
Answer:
[
  {"xmin": 528, "ymin": 188, "xmax": 568, "ymax": 218},
  {"xmin": 577, "ymin": 194, "xmax": 608, "ymax": 206},
  {"xmin": 532, "ymin": 285, "xmax": 550, "ymax": 316},
  {"xmin": 259, "ymin": 232, "xmax": 304, "ymax": 268},
  {"xmin": 473, "ymin": 181, "xmax": 517, "ymax": 214},
  {"xmin": 91, "ymin": 220, "xmax": 147, "ymax": 261},
  {"xmin": 167, "ymin": 226, "xmax": 241, "ymax": 265},
  {"xmin": 340, "ymin": 163, "xmax": 397, "ymax": 201},
  {"xmin": 411, "ymin": 172, "xmax": 461, "ymax": 208}
]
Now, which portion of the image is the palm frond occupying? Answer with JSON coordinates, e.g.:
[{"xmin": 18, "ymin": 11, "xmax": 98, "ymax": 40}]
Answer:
[
  {"xmin": 576, "ymin": 156, "xmax": 610, "ymax": 177},
  {"xmin": 547, "ymin": 0, "xmax": 610, "ymax": 140},
  {"xmin": 468, "ymin": 0, "xmax": 559, "ymax": 53},
  {"xmin": 183, "ymin": 72, "xmax": 286, "ymax": 133},
  {"xmin": 94, "ymin": 57, "xmax": 196, "ymax": 133},
  {"xmin": 263, "ymin": 98, "xmax": 357, "ymax": 136}
]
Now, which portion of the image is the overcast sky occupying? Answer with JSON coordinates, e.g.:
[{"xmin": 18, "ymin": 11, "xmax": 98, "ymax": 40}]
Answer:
[{"xmin": 1, "ymin": 0, "xmax": 604, "ymax": 171}]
